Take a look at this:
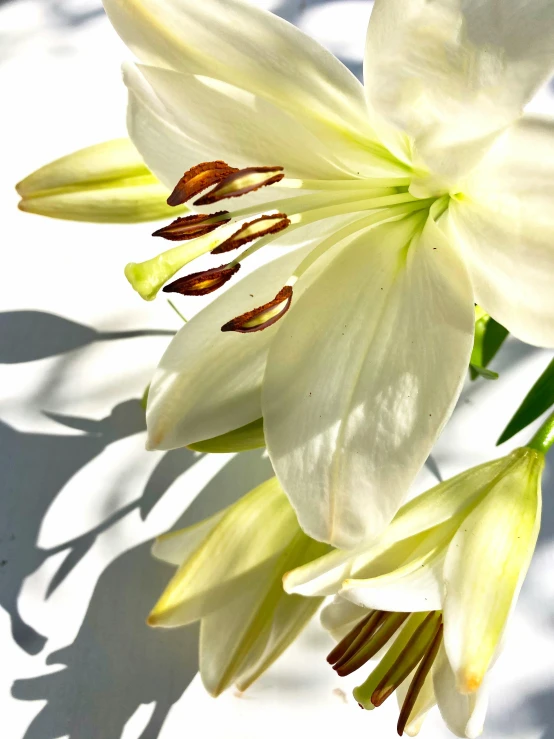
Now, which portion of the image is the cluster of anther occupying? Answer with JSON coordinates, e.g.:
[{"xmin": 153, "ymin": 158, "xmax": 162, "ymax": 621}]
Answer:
[
  {"xmin": 153, "ymin": 160, "xmax": 293, "ymax": 333},
  {"xmin": 328, "ymin": 609, "xmax": 443, "ymax": 736}
]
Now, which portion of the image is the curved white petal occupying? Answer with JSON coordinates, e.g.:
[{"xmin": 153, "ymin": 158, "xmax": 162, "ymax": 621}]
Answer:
[
  {"xmin": 105, "ymin": 0, "xmax": 398, "ymax": 176},
  {"xmin": 447, "ymin": 116, "xmax": 554, "ymax": 348},
  {"xmin": 132, "ymin": 64, "xmax": 356, "ymax": 180},
  {"xmin": 125, "ymin": 63, "xmax": 213, "ymax": 188},
  {"xmin": 152, "ymin": 509, "xmax": 227, "ymax": 566},
  {"xmin": 147, "ymin": 242, "xmax": 318, "ymax": 451},
  {"xmin": 365, "ymin": 0, "xmax": 554, "ymax": 186},
  {"xmin": 148, "ymin": 478, "xmax": 297, "ymax": 627},
  {"xmin": 443, "ymin": 449, "xmax": 543, "ymax": 694},
  {"xmin": 341, "ymin": 559, "xmax": 444, "ymax": 613},
  {"xmin": 263, "ymin": 212, "xmax": 474, "ymax": 548},
  {"xmin": 283, "ymin": 456, "xmax": 510, "ymax": 597},
  {"xmin": 340, "ymin": 521, "xmax": 451, "ymax": 612},
  {"xmin": 319, "ymin": 596, "xmax": 368, "ymax": 641},
  {"xmin": 433, "ymin": 645, "xmax": 489, "ymax": 738},
  {"xmin": 199, "ymin": 531, "xmax": 327, "ymax": 696}
]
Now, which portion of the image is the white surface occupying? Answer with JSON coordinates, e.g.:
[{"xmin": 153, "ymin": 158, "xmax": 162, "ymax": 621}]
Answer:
[{"xmin": 1, "ymin": 1, "xmax": 554, "ymax": 737}]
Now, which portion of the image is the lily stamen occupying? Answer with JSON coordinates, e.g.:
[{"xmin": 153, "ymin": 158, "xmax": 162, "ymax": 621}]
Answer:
[
  {"xmin": 212, "ymin": 213, "xmax": 290, "ymax": 254},
  {"xmin": 167, "ymin": 161, "xmax": 238, "ymax": 206},
  {"xmin": 221, "ymin": 286, "xmax": 293, "ymax": 333},
  {"xmin": 335, "ymin": 611, "xmax": 409, "ymax": 677},
  {"xmin": 153, "ymin": 211, "xmax": 231, "ymax": 240},
  {"xmin": 194, "ymin": 165, "xmax": 285, "ymax": 205},
  {"xmin": 329, "ymin": 610, "xmax": 444, "ymax": 735},
  {"xmin": 371, "ymin": 612, "xmax": 442, "ymax": 707},
  {"xmin": 163, "ymin": 263, "xmax": 241, "ymax": 296},
  {"xmin": 397, "ymin": 623, "xmax": 443, "ymax": 736}
]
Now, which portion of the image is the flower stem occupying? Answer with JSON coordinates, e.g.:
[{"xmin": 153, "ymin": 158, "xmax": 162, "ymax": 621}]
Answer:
[{"xmin": 527, "ymin": 409, "xmax": 554, "ymax": 454}]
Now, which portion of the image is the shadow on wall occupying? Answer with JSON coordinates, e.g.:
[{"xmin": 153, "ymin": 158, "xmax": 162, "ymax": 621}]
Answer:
[
  {"xmin": 0, "ymin": 0, "xmax": 367, "ymax": 79},
  {"xmin": 0, "ymin": 310, "xmax": 175, "ymax": 654},
  {"xmin": 487, "ymin": 685, "xmax": 554, "ymax": 739},
  {"xmin": 1, "ymin": 308, "xmax": 273, "ymax": 737}
]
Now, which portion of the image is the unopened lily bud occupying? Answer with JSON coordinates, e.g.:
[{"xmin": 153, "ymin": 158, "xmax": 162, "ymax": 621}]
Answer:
[{"xmin": 16, "ymin": 139, "xmax": 185, "ymax": 223}]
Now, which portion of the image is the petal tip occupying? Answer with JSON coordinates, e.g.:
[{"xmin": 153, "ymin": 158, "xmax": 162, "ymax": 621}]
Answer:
[{"xmin": 457, "ymin": 670, "xmax": 483, "ymax": 695}]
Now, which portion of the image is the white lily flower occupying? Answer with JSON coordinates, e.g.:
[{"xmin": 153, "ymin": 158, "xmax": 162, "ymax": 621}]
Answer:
[
  {"xmin": 149, "ymin": 477, "xmax": 329, "ymax": 696},
  {"xmin": 284, "ymin": 445, "xmax": 544, "ymax": 736},
  {"xmin": 16, "ymin": 139, "xmax": 183, "ymax": 223},
  {"xmin": 102, "ymin": 0, "xmax": 554, "ymax": 548}
]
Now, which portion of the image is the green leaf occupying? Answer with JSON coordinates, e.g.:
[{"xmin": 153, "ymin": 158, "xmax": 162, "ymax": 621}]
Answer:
[
  {"xmin": 497, "ymin": 358, "xmax": 554, "ymax": 445},
  {"xmin": 469, "ymin": 313, "xmax": 508, "ymax": 381},
  {"xmin": 187, "ymin": 418, "xmax": 265, "ymax": 453},
  {"xmin": 469, "ymin": 364, "xmax": 499, "ymax": 381}
]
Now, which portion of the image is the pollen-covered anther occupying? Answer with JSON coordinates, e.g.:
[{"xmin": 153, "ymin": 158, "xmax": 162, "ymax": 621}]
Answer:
[
  {"xmin": 163, "ymin": 263, "xmax": 241, "ymax": 296},
  {"xmin": 194, "ymin": 166, "xmax": 285, "ymax": 206},
  {"xmin": 221, "ymin": 286, "xmax": 293, "ymax": 333},
  {"xmin": 153, "ymin": 212, "xmax": 231, "ymax": 241},
  {"xmin": 212, "ymin": 213, "xmax": 290, "ymax": 254},
  {"xmin": 167, "ymin": 161, "xmax": 239, "ymax": 206}
]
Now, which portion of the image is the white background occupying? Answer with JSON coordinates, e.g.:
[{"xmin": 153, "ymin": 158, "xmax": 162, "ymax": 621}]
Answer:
[{"xmin": 1, "ymin": 1, "xmax": 554, "ymax": 737}]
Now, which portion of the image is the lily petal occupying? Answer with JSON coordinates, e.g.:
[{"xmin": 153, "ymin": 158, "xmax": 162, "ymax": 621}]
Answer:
[
  {"xmin": 263, "ymin": 212, "xmax": 474, "ymax": 548},
  {"xmin": 199, "ymin": 531, "xmax": 329, "ymax": 696},
  {"xmin": 365, "ymin": 0, "xmax": 554, "ymax": 186},
  {"xmin": 132, "ymin": 64, "xmax": 356, "ymax": 180},
  {"xmin": 320, "ymin": 596, "xmax": 369, "ymax": 641},
  {"xmin": 147, "ymin": 244, "xmax": 313, "ymax": 451},
  {"xmin": 433, "ymin": 645, "xmax": 489, "ymax": 739},
  {"xmin": 152, "ymin": 509, "xmax": 227, "ymax": 566},
  {"xmin": 340, "ymin": 521, "xmax": 454, "ymax": 612},
  {"xmin": 104, "ymin": 0, "xmax": 397, "ymax": 175},
  {"xmin": 283, "ymin": 455, "xmax": 511, "ymax": 597},
  {"xmin": 125, "ymin": 62, "xmax": 206, "ymax": 189},
  {"xmin": 148, "ymin": 478, "xmax": 297, "ymax": 627},
  {"xmin": 442, "ymin": 448, "xmax": 543, "ymax": 694},
  {"xmin": 447, "ymin": 116, "xmax": 554, "ymax": 348}
]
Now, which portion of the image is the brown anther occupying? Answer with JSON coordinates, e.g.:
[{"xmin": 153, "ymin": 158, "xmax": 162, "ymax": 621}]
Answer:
[
  {"xmin": 371, "ymin": 612, "xmax": 442, "ymax": 708},
  {"xmin": 331, "ymin": 612, "xmax": 384, "ymax": 670},
  {"xmin": 335, "ymin": 612, "xmax": 409, "ymax": 677},
  {"xmin": 327, "ymin": 612, "xmax": 376, "ymax": 666},
  {"xmin": 212, "ymin": 213, "xmax": 290, "ymax": 254},
  {"xmin": 167, "ymin": 161, "xmax": 239, "ymax": 206},
  {"xmin": 221, "ymin": 286, "xmax": 292, "ymax": 333},
  {"xmin": 153, "ymin": 212, "xmax": 231, "ymax": 241},
  {"xmin": 163, "ymin": 263, "xmax": 241, "ymax": 297},
  {"xmin": 194, "ymin": 166, "xmax": 284, "ymax": 206},
  {"xmin": 397, "ymin": 624, "xmax": 443, "ymax": 736}
]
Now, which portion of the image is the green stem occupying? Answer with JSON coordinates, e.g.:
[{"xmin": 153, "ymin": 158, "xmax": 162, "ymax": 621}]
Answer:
[{"xmin": 526, "ymin": 408, "xmax": 554, "ymax": 454}]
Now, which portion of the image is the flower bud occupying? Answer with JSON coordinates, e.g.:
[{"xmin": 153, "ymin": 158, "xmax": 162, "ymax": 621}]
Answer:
[{"xmin": 16, "ymin": 139, "xmax": 185, "ymax": 223}]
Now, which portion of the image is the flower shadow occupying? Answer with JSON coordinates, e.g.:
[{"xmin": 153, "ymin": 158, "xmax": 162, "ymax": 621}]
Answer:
[
  {"xmin": 0, "ymin": 401, "xmax": 148, "ymax": 655},
  {"xmin": 487, "ymin": 685, "xmax": 554, "ymax": 739},
  {"xmin": 0, "ymin": 310, "xmax": 173, "ymax": 364},
  {"xmin": 0, "ymin": 309, "xmax": 178, "ymax": 655}
]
